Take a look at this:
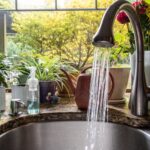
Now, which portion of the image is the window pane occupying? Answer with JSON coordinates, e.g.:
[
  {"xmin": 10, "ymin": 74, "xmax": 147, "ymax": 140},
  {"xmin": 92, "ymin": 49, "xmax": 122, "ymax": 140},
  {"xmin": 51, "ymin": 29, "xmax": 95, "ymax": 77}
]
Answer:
[
  {"xmin": 0, "ymin": 0, "xmax": 15, "ymax": 10},
  {"xmin": 17, "ymin": 0, "xmax": 55, "ymax": 10},
  {"xmin": 97, "ymin": 0, "xmax": 116, "ymax": 8},
  {"xmin": 57, "ymin": 0, "xmax": 95, "ymax": 9}
]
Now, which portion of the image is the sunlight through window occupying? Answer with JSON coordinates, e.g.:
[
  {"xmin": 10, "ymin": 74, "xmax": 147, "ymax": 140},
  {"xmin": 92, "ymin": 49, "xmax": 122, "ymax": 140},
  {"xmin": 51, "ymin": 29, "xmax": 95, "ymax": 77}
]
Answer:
[{"xmin": 17, "ymin": 0, "xmax": 55, "ymax": 9}]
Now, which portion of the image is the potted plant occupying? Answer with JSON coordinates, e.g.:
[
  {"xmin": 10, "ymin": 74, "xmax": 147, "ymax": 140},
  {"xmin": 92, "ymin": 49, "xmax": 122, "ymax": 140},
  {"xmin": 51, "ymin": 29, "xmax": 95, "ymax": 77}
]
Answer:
[
  {"xmin": 0, "ymin": 54, "xmax": 9, "ymax": 87},
  {"xmin": 58, "ymin": 63, "xmax": 79, "ymax": 98},
  {"xmin": 0, "ymin": 53, "xmax": 9, "ymax": 111},
  {"xmin": 4, "ymin": 55, "xmax": 29, "ymax": 105},
  {"xmin": 117, "ymin": 0, "xmax": 150, "ymax": 86},
  {"xmin": 13, "ymin": 53, "xmax": 66, "ymax": 104},
  {"xmin": 33, "ymin": 55, "xmax": 61, "ymax": 104}
]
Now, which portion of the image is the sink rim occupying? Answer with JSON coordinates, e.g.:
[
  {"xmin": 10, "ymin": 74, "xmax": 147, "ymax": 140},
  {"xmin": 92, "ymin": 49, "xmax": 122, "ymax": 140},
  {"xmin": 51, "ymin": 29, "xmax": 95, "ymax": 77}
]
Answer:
[
  {"xmin": 0, "ymin": 121, "xmax": 150, "ymax": 150},
  {"xmin": 1, "ymin": 121, "xmax": 150, "ymax": 137}
]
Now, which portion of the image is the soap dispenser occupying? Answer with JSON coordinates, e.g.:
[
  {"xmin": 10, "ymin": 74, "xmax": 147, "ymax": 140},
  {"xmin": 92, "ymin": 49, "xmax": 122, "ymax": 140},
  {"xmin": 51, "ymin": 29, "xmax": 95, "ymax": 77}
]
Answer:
[{"xmin": 27, "ymin": 67, "xmax": 39, "ymax": 114}]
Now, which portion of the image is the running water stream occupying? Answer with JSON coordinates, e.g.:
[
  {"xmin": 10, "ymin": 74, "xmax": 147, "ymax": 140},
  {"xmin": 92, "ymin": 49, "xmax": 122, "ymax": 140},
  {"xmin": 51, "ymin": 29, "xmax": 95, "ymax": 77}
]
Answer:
[{"xmin": 85, "ymin": 48, "xmax": 110, "ymax": 150}]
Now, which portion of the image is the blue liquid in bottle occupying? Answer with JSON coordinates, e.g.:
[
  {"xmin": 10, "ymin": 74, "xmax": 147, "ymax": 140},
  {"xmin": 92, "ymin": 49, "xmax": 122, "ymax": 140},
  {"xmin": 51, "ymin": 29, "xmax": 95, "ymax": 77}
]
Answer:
[{"xmin": 27, "ymin": 99, "xmax": 39, "ymax": 114}]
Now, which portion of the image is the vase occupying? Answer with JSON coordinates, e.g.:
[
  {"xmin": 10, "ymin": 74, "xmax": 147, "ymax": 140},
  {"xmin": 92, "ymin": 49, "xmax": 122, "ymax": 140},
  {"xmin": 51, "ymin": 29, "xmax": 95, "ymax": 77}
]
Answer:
[{"xmin": 130, "ymin": 51, "xmax": 150, "ymax": 87}]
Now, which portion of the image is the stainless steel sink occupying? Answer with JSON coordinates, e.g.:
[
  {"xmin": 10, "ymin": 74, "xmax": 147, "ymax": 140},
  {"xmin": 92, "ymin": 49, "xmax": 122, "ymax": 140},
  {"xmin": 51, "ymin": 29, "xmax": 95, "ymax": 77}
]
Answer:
[{"xmin": 0, "ymin": 121, "xmax": 150, "ymax": 150}]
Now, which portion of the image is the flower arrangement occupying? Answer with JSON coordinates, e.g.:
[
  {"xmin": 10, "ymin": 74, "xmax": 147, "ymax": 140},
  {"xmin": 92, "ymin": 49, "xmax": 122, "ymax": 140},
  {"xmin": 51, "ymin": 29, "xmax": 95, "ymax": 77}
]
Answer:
[{"xmin": 117, "ymin": 0, "xmax": 150, "ymax": 53}]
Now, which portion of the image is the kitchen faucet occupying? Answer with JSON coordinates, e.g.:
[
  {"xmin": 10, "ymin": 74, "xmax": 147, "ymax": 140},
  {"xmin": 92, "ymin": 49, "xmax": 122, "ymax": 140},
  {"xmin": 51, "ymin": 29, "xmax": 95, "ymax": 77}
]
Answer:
[{"xmin": 92, "ymin": 0, "xmax": 148, "ymax": 116}]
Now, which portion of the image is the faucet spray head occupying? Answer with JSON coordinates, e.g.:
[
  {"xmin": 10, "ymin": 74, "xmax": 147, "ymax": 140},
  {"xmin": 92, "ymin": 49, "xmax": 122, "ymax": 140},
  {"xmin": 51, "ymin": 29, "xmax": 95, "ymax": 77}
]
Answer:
[
  {"xmin": 92, "ymin": 1, "xmax": 132, "ymax": 48},
  {"xmin": 92, "ymin": 9, "xmax": 115, "ymax": 47},
  {"xmin": 92, "ymin": 35, "xmax": 114, "ymax": 48},
  {"xmin": 92, "ymin": 19, "xmax": 114, "ymax": 47}
]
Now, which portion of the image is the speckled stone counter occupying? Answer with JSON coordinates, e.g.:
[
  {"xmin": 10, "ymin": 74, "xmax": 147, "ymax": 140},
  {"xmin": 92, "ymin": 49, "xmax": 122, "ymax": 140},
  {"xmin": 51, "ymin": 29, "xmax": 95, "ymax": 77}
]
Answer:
[{"xmin": 1, "ymin": 93, "xmax": 150, "ymax": 135}]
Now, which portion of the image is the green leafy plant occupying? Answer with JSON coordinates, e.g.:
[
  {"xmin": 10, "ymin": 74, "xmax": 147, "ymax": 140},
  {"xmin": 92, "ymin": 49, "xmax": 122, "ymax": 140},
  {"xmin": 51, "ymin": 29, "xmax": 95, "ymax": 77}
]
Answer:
[
  {"xmin": 108, "ymin": 20, "xmax": 130, "ymax": 66},
  {"xmin": 12, "ymin": 52, "xmax": 79, "ymax": 98},
  {"xmin": 31, "ymin": 56, "xmax": 61, "ymax": 80},
  {"xmin": 13, "ymin": 53, "xmax": 70, "ymax": 89},
  {"xmin": 0, "ymin": 54, "xmax": 9, "ymax": 87}
]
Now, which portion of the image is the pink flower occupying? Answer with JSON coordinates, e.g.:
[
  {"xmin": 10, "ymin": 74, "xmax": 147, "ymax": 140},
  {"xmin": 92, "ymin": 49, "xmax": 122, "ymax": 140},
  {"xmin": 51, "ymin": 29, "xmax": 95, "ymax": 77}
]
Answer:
[{"xmin": 116, "ymin": 11, "xmax": 130, "ymax": 24}]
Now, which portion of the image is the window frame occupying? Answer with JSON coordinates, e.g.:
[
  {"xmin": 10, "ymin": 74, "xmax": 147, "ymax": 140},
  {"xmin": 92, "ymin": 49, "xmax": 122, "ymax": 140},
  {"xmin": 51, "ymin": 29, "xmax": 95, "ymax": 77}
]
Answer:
[{"xmin": 0, "ymin": 0, "xmax": 106, "ymax": 12}]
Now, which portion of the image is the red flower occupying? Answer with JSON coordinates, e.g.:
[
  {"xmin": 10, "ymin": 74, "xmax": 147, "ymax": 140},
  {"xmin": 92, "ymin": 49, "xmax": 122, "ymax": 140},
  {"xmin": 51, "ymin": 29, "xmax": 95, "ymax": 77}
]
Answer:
[
  {"xmin": 132, "ymin": 1, "xmax": 142, "ymax": 7},
  {"xmin": 116, "ymin": 11, "xmax": 130, "ymax": 24},
  {"xmin": 132, "ymin": 1, "xmax": 147, "ymax": 14},
  {"xmin": 116, "ymin": 0, "xmax": 147, "ymax": 24}
]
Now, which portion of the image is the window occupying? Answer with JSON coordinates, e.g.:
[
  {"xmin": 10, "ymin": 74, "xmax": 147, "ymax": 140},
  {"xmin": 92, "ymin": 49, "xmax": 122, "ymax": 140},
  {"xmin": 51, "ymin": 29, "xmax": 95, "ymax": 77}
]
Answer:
[
  {"xmin": 0, "ymin": 0, "xmax": 15, "ymax": 10},
  {"xmin": 17, "ymin": 0, "xmax": 55, "ymax": 10},
  {"xmin": 0, "ymin": 0, "xmax": 108, "ymax": 11}
]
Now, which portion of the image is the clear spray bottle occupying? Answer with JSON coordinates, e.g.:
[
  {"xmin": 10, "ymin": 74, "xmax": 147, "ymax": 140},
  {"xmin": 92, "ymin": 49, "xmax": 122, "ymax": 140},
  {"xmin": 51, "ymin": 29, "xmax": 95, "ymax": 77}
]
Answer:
[{"xmin": 27, "ymin": 67, "xmax": 39, "ymax": 114}]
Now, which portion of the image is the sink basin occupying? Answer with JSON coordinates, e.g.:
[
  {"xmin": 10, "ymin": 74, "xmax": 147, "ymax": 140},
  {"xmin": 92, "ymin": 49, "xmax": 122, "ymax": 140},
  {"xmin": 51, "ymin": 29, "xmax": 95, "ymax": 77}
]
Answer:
[{"xmin": 0, "ymin": 121, "xmax": 150, "ymax": 150}]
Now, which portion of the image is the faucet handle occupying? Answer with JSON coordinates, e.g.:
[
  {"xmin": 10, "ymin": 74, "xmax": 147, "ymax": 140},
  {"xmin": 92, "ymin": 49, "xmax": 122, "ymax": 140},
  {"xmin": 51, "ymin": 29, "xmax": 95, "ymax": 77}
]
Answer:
[{"xmin": 10, "ymin": 99, "xmax": 26, "ymax": 116}]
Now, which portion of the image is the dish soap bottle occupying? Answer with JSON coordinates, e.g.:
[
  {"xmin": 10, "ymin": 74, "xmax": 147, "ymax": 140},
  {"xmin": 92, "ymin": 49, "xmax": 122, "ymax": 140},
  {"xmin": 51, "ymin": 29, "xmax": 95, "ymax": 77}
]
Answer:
[{"xmin": 27, "ymin": 67, "xmax": 39, "ymax": 114}]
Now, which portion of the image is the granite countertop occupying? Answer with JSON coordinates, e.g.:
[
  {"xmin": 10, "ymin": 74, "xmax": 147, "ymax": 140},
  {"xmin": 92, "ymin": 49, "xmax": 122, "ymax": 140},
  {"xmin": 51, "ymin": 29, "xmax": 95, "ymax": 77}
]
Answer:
[{"xmin": 0, "ymin": 93, "xmax": 150, "ymax": 135}]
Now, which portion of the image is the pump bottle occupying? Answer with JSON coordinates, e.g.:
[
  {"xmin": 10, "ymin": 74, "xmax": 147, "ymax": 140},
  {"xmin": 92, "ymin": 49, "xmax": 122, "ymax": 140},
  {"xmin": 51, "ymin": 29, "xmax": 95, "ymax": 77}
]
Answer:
[{"xmin": 27, "ymin": 67, "xmax": 39, "ymax": 114}]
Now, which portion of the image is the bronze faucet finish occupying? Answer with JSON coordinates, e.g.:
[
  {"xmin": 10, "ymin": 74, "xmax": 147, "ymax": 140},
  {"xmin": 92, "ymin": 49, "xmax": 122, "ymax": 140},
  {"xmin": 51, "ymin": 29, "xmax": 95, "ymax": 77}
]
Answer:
[{"xmin": 93, "ymin": 0, "xmax": 148, "ymax": 116}]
